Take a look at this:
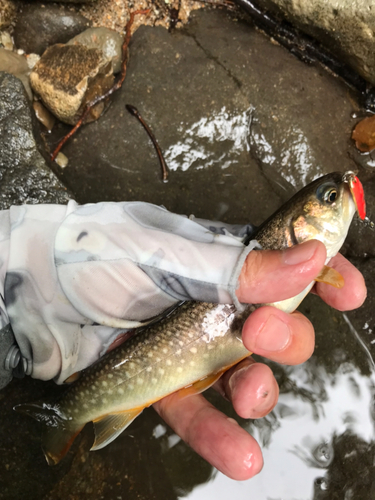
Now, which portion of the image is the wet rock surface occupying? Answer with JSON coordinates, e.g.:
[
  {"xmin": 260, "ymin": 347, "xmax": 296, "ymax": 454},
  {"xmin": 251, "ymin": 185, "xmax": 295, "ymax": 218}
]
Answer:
[
  {"xmin": 0, "ymin": 71, "xmax": 71, "ymax": 209},
  {"xmin": 258, "ymin": 0, "xmax": 375, "ymax": 86},
  {"xmin": 13, "ymin": 3, "xmax": 92, "ymax": 55},
  {"xmin": 0, "ymin": 7, "xmax": 374, "ymax": 500},
  {"xmin": 30, "ymin": 43, "xmax": 114, "ymax": 124}
]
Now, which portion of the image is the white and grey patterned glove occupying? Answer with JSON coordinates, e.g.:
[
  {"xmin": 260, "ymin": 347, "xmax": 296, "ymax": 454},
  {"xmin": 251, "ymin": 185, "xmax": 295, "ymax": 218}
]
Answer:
[{"xmin": 0, "ymin": 201, "xmax": 258, "ymax": 385}]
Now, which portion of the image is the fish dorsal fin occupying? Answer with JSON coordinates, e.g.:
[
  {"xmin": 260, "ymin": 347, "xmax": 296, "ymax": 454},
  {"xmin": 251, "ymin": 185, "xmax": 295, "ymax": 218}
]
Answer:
[
  {"xmin": 91, "ymin": 409, "xmax": 143, "ymax": 451},
  {"xmin": 315, "ymin": 265, "xmax": 344, "ymax": 289}
]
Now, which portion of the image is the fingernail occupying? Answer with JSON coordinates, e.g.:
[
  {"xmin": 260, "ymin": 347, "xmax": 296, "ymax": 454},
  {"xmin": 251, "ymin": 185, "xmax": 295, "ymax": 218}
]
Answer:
[
  {"xmin": 255, "ymin": 315, "xmax": 291, "ymax": 352},
  {"xmin": 282, "ymin": 241, "xmax": 317, "ymax": 266}
]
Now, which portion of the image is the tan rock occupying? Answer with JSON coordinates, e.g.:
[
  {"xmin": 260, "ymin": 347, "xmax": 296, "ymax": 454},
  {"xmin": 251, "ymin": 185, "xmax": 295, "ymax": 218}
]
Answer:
[
  {"xmin": 30, "ymin": 43, "xmax": 114, "ymax": 124},
  {"xmin": 261, "ymin": 0, "xmax": 375, "ymax": 85}
]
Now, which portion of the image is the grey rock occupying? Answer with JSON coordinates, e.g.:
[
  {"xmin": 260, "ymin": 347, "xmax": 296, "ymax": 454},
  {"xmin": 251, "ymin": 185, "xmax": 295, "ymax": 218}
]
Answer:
[
  {"xmin": 13, "ymin": 3, "xmax": 92, "ymax": 55},
  {"xmin": 30, "ymin": 43, "xmax": 114, "ymax": 124},
  {"xmin": 0, "ymin": 48, "xmax": 32, "ymax": 100},
  {"xmin": 258, "ymin": 0, "xmax": 375, "ymax": 85},
  {"xmin": 0, "ymin": 71, "xmax": 71, "ymax": 208},
  {"xmin": 67, "ymin": 27, "xmax": 124, "ymax": 74}
]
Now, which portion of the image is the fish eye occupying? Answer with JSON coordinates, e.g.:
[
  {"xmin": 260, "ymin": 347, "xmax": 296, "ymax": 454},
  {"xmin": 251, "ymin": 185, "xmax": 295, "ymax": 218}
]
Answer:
[
  {"xmin": 316, "ymin": 183, "xmax": 339, "ymax": 204},
  {"xmin": 324, "ymin": 188, "xmax": 338, "ymax": 204}
]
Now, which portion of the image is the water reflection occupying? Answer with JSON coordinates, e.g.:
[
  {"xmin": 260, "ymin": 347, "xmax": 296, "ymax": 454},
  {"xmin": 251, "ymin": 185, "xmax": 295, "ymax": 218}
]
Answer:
[
  {"xmin": 249, "ymin": 119, "xmax": 325, "ymax": 190},
  {"xmin": 177, "ymin": 362, "xmax": 374, "ymax": 500},
  {"xmin": 164, "ymin": 107, "xmax": 252, "ymax": 172}
]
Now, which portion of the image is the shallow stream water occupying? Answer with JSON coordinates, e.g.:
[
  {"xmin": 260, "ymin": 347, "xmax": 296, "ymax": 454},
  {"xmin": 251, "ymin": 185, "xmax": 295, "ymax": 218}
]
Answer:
[{"xmin": 1, "ymin": 7, "xmax": 375, "ymax": 500}]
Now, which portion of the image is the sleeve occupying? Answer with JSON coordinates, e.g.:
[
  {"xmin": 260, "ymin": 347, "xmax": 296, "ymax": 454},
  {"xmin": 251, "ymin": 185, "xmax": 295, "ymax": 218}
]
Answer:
[{"xmin": 2, "ymin": 201, "xmax": 259, "ymax": 384}]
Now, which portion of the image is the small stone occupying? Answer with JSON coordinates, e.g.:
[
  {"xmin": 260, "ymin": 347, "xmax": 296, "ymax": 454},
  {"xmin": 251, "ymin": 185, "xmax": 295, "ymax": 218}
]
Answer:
[
  {"xmin": 68, "ymin": 27, "xmax": 124, "ymax": 74},
  {"xmin": 352, "ymin": 115, "xmax": 375, "ymax": 152},
  {"xmin": 0, "ymin": 48, "xmax": 33, "ymax": 100},
  {"xmin": 13, "ymin": 3, "xmax": 92, "ymax": 55},
  {"xmin": 33, "ymin": 100, "xmax": 56, "ymax": 131},
  {"xmin": 30, "ymin": 43, "xmax": 114, "ymax": 124},
  {"xmin": 0, "ymin": 31, "xmax": 13, "ymax": 51},
  {"xmin": 26, "ymin": 53, "xmax": 40, "ymax": 71}
]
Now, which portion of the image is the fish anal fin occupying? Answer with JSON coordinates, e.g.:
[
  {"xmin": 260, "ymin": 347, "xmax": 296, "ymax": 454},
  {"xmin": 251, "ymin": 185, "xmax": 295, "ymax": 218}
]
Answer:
[
  {"xmin": 176, "ymin": 371, "xmax": 227, "ymax": 400},
  {"xmin": 316, "ymin": 265, "xmax": 344, "ymax": 289},
  {"xmin": 91, "ymin": 409, "xmax": 143, "ymax": 451}
]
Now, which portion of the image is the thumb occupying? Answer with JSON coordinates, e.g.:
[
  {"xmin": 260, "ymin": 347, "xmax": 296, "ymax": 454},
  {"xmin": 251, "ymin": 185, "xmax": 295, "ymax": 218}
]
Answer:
[{"xmin": 236, "ymin": 240, "xmax": 327, "ymax": 305}]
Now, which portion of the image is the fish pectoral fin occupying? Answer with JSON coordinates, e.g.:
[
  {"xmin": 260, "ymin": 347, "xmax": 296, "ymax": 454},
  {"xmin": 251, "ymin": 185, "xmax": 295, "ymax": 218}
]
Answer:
[
  {"xmin": 63, "ymin": 371, "xmax": 81, "ymax": 384},
  {"xmin": 315, "ymin": 265, "xmax": 344, "ymax": 289},
  {"xmin": 91, "ymin": 409, "xmax": 143, "ymax": 451},
  {"xmin": 176, "ymin": 371, "xmax": 225, "ymax": 400}
]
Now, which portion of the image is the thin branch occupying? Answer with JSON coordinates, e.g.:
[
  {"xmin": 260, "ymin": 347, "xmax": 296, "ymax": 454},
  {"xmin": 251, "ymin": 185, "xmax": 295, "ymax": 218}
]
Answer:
[{"xmin": 126, "ymin": 104, "xmax": 169, "ymax": 182}]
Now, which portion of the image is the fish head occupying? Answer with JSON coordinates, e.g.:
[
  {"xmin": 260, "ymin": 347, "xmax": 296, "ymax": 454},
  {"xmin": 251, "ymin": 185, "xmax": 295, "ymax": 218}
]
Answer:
[{"xmin": 291, "ymin": 171, "xmax": 360, "ymax": 258}]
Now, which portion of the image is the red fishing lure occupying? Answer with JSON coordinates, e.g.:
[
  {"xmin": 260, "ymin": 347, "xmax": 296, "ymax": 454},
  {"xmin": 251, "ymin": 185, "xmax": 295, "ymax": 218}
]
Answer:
[{"xmin": 346, "ymin": 173, "xmax": 366, "ymax": 220}]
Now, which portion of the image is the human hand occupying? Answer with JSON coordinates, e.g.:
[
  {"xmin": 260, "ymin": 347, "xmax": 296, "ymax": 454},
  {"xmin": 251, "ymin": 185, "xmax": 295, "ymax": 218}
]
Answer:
[{"xmin": 153, "ymin": 240, "xmax": 366, "ymax": 480}]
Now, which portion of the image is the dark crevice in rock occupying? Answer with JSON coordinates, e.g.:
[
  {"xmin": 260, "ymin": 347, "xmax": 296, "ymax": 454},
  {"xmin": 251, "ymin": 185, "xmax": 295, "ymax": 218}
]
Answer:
[{"xmin": 184, "ymin": 30, "xmax": 244, "ymax": 93}]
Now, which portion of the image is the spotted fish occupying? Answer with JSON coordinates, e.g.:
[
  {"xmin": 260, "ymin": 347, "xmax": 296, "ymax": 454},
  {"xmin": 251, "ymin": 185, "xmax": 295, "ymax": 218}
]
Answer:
[{"xmin": 15, "ymin": 171, "xmax": 365, "ymax": 465}]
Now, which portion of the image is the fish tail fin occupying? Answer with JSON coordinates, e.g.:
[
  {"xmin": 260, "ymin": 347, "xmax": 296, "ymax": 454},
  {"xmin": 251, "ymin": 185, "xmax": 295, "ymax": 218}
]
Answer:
[{"xmin": 14, "ymin": 402, "xmax": 84, "ymax": 465}]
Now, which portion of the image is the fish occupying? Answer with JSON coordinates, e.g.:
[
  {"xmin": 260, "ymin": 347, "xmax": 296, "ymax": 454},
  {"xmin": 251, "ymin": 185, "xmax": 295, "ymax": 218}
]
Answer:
[{"xmin": 15, "ymin": 171, "xmax": 365, "ymax": 466}]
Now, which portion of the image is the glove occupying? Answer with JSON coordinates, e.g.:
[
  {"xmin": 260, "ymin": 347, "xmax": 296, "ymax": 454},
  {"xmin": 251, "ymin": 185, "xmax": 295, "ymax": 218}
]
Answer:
[{"xmin": 0, "ymin": 200, "xmax": 258, "ymax": 385}]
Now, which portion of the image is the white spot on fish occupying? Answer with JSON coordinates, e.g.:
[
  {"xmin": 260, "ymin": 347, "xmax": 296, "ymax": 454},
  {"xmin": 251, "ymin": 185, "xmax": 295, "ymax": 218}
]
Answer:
[
  {"xmin": 156, "ymin": 357, "xmax": 161, "ymax": 362},
  {"xmin": 148, "ymin": 352, "xmax": 153, "ymax": 358},
  {"xmin": 146, "ymin": 366, "xmax": 152, "ymax": 372},
  {"xmin": 118, "ymin": 388, "xmax": 124, "ymax": 395},
  {"xmin": 179, "ymin": 341, "xmax": 184, "ymax": 346},
  {"xmin": 107, "ymin": 373, "xmax": 113, "ymax": 378},
  {"xmin": 166, "ymin": 359, "xmax": 172, "ymax": 366},
  {"xmin": 169, "ymin": 341, "xmax": 174, "ymax": 346},
  {"xmin": 177, "ymin": 367, "xmax": 183, "ymax": 373},
  {"xmin": 158, "ymin": 368, "xmax": 165, "ymax": 375},
  {"xmin": 180, "ymin": 359, "xmax": 185, "ymax": 364},
  {"xmin": 190, "ymin": 347, "xmax": 197, "ymax": 354},
  {"xmin": 163, "ymin": 348, "xmax": 168, "ymax": 354},
  {"xmin": 190, "ymin": 361, "xmax": 196, "ymax": 367},
  {"xmin": 176, "ymin": 350, "xmax": 181, "ymax": 356},
  {"xmin": 128, "ymin": 384, "xmax": 134, "ymax": 390},
  {"xmin": 137, "ymin": 378, "xmax": 144, "ymax": 385},
  {"xmin": 102, "ymin": 381, "xmax": 108, "ymax": 387}
]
